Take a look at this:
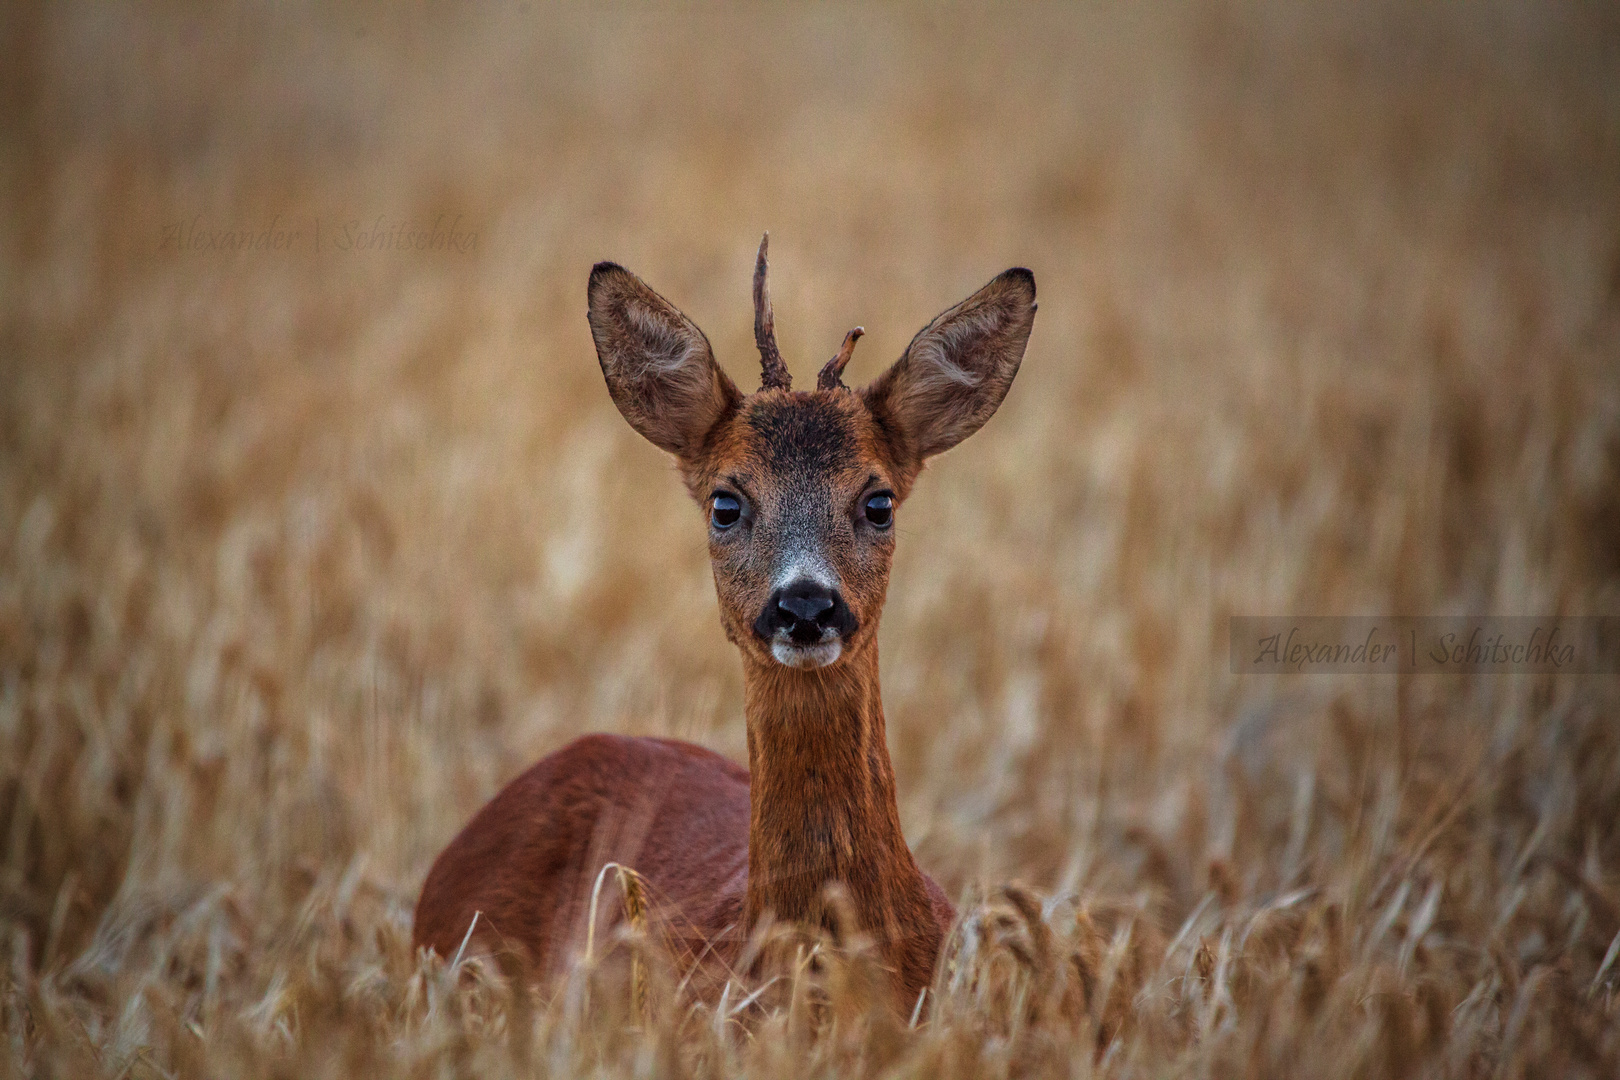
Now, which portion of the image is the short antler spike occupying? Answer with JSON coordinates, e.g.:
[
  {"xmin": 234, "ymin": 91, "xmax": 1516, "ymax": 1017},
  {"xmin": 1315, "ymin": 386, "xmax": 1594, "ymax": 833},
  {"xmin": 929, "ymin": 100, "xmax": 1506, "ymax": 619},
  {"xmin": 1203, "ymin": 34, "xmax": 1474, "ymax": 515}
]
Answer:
[
  {"xmin": 754, "ymin": 234, "xmax": 792, "ymax": 391},
  {"xmin": 817, "ymin": 327, "xmax": 864, "ymax": 391}
]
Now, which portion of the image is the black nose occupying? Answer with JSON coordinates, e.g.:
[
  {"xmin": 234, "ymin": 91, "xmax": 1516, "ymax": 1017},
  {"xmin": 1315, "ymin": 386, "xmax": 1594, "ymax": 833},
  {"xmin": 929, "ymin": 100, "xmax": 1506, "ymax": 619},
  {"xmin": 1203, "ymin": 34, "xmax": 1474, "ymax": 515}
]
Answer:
[
  {"xmin": 755, "ymin": 581, "xmax": 857, "ymax": 645},
  {"xmin": 779, "ymin": 591, "xmax": 833, "ymax": 623}
]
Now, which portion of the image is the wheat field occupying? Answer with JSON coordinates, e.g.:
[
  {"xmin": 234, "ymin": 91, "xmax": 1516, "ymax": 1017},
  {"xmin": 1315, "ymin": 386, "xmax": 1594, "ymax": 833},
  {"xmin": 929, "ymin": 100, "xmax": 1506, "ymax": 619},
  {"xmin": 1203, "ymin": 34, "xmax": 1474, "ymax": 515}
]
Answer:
[{"xmin": 3, "ymin": 2, "xmax": 1619, "ymax": 1076}]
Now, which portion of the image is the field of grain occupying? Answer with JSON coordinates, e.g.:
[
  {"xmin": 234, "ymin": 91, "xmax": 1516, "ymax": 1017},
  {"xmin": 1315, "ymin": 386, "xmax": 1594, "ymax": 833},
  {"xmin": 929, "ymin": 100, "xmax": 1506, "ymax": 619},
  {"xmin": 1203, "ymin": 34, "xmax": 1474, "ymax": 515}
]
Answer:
[{"xmin": 3, "ymin": 2, "xmax": 1619, "ymax": 1076}]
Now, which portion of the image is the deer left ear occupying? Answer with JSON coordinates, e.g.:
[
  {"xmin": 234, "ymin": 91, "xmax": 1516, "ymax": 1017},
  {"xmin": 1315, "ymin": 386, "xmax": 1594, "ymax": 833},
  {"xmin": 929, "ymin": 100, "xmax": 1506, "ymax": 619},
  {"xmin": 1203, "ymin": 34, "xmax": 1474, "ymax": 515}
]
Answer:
[
  {"xmin": 860, "ymin": 268, "xmax": 1036, "ymax": 462},
  {"xmin": 588, "ymin": 262, "xmax": 742, "ymax": 458}
]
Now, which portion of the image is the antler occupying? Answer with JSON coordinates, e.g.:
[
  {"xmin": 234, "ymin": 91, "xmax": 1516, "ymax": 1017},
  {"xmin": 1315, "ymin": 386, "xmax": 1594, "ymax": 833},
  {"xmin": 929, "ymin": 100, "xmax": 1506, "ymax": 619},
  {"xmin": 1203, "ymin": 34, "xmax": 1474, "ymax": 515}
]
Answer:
[
  {"xmin": 817, "ymin": 327, "xmax": 863, "ymax": 391},
  {"xmin": 754, "ymin": 233, "xmax": 792, "ymax": 391}
]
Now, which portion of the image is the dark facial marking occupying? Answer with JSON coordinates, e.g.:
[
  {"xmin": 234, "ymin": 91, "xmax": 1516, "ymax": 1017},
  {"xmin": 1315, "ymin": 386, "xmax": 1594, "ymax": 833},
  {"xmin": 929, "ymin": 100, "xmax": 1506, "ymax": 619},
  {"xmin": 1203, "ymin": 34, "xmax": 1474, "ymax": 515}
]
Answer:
[{"xmin": 745, "ymin": 397, "xmax": 857, "ymax": 475}]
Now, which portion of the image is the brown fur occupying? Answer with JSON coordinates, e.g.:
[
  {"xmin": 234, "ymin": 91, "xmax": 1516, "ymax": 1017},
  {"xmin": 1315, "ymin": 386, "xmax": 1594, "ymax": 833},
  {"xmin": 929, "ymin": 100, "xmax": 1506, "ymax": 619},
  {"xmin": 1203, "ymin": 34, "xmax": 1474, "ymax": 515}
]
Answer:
[{"xmin": 414, "ymin": 246, "xmax": 1035, "ymax": 1008}]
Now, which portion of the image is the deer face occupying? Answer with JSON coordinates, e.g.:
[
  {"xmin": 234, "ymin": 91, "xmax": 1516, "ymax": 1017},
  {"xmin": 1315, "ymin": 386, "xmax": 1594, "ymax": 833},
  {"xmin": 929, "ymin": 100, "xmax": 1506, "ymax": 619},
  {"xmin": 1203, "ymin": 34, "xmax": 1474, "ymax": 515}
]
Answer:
[
  {"xmin": 692, "ymin": 389, "xmax": 897, "ymax": 669},
  {"xmin": 587, "ymin": 238, "xmax": 1035, "ymax": 671}
]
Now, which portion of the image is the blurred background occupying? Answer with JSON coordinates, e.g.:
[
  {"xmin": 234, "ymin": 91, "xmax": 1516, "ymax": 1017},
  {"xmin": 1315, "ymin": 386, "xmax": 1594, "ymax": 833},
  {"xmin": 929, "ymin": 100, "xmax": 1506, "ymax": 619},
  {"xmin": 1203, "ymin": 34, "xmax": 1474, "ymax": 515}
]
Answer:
[{"xmin": 2, "ymin": 1, "xmax": 1618, "ymax": 1073}]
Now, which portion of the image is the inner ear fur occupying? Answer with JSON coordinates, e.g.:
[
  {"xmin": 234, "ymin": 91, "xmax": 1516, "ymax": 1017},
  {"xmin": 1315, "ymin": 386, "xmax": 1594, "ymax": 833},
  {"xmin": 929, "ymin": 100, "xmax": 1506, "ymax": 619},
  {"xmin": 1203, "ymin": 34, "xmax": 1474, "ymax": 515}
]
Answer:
[
  {"xmin": 587, "ymin": 262, "xmax": 741, "ymax": 457},
  {"xmin": 860, "ymin": 268, "xmax": 1036, "ymax": 463}
]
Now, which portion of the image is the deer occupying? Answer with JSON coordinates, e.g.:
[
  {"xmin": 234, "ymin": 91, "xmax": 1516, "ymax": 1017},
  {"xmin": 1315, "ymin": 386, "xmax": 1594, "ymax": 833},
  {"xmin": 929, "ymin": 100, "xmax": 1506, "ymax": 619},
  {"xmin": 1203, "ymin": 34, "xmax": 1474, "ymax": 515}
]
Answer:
[{"xmin": 413, "ymin": 236, "xmax": 1036, "ymax": 1008}]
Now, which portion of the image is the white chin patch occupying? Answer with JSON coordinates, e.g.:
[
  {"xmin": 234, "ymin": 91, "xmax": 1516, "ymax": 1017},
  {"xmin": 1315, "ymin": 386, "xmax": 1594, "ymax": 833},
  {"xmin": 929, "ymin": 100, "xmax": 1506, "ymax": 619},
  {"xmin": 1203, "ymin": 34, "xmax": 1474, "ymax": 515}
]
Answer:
[{"xmin": 771, "ymin": 639, "xmax": 843, "ymax": 670}]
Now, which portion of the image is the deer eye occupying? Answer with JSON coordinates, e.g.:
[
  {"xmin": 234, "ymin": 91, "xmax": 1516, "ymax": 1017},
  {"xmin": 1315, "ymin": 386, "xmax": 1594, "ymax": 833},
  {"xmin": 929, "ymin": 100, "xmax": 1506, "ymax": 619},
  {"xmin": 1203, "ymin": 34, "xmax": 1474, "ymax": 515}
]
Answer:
[
  {"xmin": 863, "ymin": 492, "xmax": 894, "ymax": 529},
  {"xmin": 711, "ymin": 493, "xmax": 742, "ymax": 529}
]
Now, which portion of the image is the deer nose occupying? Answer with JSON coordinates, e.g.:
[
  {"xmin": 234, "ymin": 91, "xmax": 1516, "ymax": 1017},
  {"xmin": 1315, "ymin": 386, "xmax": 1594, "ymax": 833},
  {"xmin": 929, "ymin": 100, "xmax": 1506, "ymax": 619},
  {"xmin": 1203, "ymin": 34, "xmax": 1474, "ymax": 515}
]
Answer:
[
  {"xmin": 779, "ymin": 591, "xmax": 833, "ymax": 623},
  {"xmin": 756, "ymin": 582, "xmax": 856, "ymax": 645}
]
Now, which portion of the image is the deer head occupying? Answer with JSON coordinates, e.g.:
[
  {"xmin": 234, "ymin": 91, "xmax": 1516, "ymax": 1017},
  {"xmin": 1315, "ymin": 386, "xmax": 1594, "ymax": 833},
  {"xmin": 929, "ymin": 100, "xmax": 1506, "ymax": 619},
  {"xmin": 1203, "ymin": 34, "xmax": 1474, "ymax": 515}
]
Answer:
[{"xmin": 587, "ymin": 236, "xmax": 1035, "ymax": 672}]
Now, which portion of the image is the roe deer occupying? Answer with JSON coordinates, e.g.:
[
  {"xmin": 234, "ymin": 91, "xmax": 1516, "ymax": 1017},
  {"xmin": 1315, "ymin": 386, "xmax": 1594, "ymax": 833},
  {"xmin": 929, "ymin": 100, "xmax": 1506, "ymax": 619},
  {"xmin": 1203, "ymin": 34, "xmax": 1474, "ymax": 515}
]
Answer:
[{"xmin": 413, "ymin": 236, "xmax": 1036, "ymax": 1006}]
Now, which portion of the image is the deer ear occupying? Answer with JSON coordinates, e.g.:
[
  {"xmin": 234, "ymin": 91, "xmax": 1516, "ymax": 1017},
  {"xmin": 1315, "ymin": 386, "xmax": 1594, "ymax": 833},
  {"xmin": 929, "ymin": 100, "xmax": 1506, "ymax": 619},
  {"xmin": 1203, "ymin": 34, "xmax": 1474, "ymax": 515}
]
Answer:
[
  {"xmin": 860, "ymin": 268, "xmax": 1035, "ymax": 462},
  {"xmin": 588, "ymin": 262, "xmax": 741, "ymax": 458}
]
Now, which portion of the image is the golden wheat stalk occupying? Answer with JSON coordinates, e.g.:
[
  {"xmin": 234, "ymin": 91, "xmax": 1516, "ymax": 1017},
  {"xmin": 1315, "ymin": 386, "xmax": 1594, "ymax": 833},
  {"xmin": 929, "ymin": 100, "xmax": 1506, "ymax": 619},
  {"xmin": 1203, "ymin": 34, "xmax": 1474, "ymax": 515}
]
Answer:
[
  {"xmin": 584, "ymin": 861, "xmax": 652, "ymax": 1021},
  {"xmin": 616, "ymin": 864, "xmax": 649, "ymax": 1022}
]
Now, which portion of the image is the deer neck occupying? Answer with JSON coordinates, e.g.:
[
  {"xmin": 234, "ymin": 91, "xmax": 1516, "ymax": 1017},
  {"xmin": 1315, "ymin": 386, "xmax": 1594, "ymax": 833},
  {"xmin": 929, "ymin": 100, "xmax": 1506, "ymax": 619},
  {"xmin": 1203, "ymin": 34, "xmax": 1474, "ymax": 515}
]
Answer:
[{"xmin": 740, "ymin": 637, "xmax": 934, "ymax": 948}]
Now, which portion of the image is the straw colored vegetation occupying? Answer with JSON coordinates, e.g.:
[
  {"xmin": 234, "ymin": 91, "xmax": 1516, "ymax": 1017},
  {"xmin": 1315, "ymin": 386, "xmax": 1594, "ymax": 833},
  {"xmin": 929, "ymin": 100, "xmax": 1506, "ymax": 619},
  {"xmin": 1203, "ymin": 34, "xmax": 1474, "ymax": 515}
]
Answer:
[{"xmin": 3, "ymin": 2, "xmax": 1619, "ymax": 1076}]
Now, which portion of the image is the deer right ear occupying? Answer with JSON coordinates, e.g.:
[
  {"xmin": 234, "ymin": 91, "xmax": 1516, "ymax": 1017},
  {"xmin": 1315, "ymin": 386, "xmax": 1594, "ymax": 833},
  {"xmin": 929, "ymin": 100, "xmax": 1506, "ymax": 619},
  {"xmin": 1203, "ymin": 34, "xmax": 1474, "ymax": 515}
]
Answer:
[
  {"xmin": 860, "ymin": 268, "xmax": 1036, "ymax": 463},
  {"xmin": 588, "ymin": 263, "xmax": 741, "ymax": 458}
]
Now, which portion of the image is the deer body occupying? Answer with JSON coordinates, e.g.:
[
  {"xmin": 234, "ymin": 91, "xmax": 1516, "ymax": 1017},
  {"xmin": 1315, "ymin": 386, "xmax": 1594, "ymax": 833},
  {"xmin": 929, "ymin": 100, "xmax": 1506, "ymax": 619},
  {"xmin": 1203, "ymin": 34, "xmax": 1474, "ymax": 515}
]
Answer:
[{"xmin": 414, "ymin": 239, "xmax": 1035, "ymax": 1006}]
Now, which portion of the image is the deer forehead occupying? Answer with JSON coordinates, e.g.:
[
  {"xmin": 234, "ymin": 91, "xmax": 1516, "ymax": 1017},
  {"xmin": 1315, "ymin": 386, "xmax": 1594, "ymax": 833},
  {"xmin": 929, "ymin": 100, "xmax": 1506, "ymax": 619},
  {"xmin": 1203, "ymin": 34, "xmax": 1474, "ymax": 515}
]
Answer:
[{"xmin": 705, "ymin": 392, "xmax": 895, "ymax": 500}]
